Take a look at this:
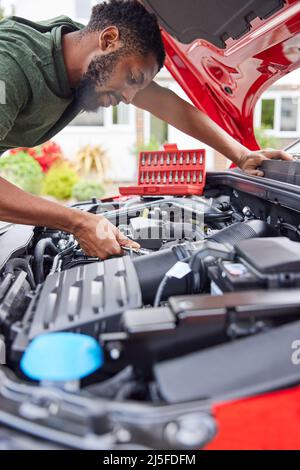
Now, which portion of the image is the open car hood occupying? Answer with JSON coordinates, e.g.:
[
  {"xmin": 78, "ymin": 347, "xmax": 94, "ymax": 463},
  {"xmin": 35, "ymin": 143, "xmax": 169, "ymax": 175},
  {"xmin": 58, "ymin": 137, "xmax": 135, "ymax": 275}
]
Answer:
[{"xmin": 143, "ymin": 0, "xmax": 300, "ymax": 149}]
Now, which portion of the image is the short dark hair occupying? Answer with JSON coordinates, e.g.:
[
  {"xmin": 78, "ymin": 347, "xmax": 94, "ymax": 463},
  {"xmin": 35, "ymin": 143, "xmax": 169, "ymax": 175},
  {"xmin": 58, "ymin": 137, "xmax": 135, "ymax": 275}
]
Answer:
[{"xmin": 85, "ymin": 0, "xmax": 166, "ymax": 70}]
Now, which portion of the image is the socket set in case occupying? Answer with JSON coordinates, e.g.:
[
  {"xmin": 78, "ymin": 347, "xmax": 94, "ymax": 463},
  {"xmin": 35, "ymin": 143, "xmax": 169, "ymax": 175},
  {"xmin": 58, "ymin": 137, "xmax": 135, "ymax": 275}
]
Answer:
[{"xmin": 119, "ymin": 146, "xmax": 206, "ymax": 196}]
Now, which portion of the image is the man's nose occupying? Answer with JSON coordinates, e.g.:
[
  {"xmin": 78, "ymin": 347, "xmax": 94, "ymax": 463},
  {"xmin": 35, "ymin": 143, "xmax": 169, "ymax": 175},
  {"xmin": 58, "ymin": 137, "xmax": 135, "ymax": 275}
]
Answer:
[{"xmin": 122, "ymin": 88, "xmax": 137, "ymax": 105}]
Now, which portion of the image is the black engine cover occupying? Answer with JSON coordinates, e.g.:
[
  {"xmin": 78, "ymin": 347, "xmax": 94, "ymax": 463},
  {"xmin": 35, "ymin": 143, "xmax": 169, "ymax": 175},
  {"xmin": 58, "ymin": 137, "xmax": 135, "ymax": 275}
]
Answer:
[{"xmin": 12, "ymin": 257, "xmax": 142, "ymax": 359}]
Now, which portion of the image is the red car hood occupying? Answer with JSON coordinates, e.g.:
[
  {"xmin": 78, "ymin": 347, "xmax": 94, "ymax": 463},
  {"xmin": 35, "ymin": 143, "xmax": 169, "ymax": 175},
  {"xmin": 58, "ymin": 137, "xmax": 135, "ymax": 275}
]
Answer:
[{"xmin": 143, "ymin": 0, "xmax": 300, "ymax": 149}]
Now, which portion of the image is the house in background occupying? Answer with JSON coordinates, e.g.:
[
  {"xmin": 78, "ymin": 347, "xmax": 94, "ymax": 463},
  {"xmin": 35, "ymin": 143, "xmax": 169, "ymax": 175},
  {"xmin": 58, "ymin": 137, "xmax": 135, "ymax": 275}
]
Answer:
[
  {"xmin": 1, "ymin": 0, "xmax": 300, "ymax": 181},
  {"xmin": 254, "ymin": 69, "xmax": 300, "ymax": 150},
  {"xmin": 1, "ymin": 0, "xmax": 217, "ymax": 182}
]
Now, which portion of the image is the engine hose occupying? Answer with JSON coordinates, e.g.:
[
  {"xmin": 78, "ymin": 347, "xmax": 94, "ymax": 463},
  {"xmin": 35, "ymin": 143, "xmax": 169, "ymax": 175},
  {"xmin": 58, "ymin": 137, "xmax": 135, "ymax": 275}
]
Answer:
[
  {"xmin": 33, "ymin": 238, "xmax": 59, "ymax": 285},
  {"xmin": 4, "ymin": 258, "xmax": 36, "ymax": 290},
  {"xmin": 204, "ymin": 210, "xmax": 234, "ymax": 222},
  {"xmin": 133, "ymin": 220, "xmax": 276, "ymax": 305}
]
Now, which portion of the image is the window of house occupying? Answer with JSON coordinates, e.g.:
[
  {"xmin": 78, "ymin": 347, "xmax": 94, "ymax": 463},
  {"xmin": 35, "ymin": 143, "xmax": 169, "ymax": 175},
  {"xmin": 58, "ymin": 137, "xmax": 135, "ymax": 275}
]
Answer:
[
  {"xmin": 261, "ymin": 99, "xmax": 275, "ymax": 129},
  {"xmin": 112, "ymin": 103, "xmax": 130, "ymax": 125},
  {"xmin": 69, "ymin": 109, "xmax": 104, "ymax": 127},
  {"xmin": 280, "ymin": 97, "xmax": 298, "ymax": 132}
]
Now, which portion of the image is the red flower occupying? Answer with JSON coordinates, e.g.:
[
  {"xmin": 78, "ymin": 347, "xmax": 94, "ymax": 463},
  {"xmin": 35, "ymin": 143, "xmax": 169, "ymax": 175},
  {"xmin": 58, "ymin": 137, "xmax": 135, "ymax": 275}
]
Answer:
[
  {"xmin": 35, "ymin": 154, "xmax": 59, "ymax": 172},
  {"xmin": 9, "ymin": 141, "xmax": 63, "ymax": 172}
]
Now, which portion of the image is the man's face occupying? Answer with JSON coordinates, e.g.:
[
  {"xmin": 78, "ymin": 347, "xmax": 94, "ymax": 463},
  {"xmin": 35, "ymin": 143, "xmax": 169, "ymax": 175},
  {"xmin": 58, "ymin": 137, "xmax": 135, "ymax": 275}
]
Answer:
[{"xmin": 76, "ymin": 51, "xmax": 159, "ymax": 112}]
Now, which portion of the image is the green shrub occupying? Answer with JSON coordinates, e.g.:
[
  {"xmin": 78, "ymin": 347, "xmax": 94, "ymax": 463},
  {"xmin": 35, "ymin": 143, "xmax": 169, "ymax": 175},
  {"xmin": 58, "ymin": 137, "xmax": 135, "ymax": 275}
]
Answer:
[
  {"xmin": 72, "ymin": 180, "xmax": 105, "ymax": 202},
  {"xmin": 255, "ymin": 127, "xmax": 280, "ymax": 149},
  {"xmin": 42, "ymin": 162, "xmax": 79, "ymax": 200},
  {"xmin": 0, "ymin": 151, "xmax": 43, "ymax": 194},
  {"xmin": 133, "ymin": 136, "xmax": 161, "ymax": 158}
]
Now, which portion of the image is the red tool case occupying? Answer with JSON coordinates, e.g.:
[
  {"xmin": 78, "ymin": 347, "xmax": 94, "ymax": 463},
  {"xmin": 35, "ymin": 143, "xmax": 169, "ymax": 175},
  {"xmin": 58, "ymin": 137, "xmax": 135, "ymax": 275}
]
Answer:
[{"xmin": 119, "ymin": 145, "xmax": 206, "ymax": 197}]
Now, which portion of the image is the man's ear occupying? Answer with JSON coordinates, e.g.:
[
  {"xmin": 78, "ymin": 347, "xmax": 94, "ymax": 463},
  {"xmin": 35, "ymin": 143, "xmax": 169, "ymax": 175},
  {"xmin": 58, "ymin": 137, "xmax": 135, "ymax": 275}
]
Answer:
[{"xmin": 98, "ymin": 26, "xmax": 121, "ymax": 52}]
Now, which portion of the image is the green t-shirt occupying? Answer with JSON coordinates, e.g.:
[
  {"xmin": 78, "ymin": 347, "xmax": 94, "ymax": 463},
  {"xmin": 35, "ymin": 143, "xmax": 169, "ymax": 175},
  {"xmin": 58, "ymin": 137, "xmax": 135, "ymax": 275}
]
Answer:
[{"xmin": 0, "ymin": 15, "xmax": 84, "ymax": 154}]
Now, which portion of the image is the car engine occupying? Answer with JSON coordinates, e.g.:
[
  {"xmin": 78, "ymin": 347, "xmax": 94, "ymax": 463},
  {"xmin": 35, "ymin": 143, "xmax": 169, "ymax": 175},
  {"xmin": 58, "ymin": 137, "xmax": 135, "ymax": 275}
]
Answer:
[{"xmin": 0, "ymin": 172, "xmax": 300, "ymax": 449}]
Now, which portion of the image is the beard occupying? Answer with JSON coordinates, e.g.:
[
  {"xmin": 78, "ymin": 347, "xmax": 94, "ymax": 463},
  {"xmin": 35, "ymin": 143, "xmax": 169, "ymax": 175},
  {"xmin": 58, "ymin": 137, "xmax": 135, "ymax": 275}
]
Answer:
[{"xmin": 75, "ymin": 49, "xmax": 124, "ymax": 112}]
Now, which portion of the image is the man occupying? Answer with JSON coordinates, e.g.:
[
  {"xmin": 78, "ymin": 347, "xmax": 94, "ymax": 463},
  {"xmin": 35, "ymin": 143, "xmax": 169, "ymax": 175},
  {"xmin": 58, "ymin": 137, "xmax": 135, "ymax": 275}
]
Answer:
[{"xmin": 0, "ymin": 0, "xmax": 292, "ymax": 259}]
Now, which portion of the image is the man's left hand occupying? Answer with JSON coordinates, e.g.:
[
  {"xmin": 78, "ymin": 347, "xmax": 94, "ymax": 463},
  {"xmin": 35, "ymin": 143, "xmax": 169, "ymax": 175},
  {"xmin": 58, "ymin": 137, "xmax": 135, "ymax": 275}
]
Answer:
[{"xmin": 238, "ymin": 149, "xmax": 293, "ymax": 177}]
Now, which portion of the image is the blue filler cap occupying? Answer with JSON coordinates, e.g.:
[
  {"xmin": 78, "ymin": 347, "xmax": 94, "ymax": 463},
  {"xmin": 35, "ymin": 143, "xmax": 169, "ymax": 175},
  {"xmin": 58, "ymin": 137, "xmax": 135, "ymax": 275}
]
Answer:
[{"xmin": 21, "ymin": 333, "xmax": 104, "ymax": 382}]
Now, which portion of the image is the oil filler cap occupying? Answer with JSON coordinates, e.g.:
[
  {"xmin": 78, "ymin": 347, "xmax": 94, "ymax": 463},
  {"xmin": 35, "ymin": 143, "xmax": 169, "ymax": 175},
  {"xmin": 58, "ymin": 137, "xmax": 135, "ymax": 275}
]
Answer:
[{"xmin": 20, "ymin": 333, "xmax": 103, "ymax": 382}]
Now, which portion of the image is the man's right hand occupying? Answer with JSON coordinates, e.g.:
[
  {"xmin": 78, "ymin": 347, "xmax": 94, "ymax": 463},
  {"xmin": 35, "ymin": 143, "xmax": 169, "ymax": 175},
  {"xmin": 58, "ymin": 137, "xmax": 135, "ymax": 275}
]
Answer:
[
  {"xmin": 0, "ymin": 176, "xmax": 139, "ymax": 259},
  {"xmin": 71, "ymin": 211, "xmax": 140, "ymax": 259}
]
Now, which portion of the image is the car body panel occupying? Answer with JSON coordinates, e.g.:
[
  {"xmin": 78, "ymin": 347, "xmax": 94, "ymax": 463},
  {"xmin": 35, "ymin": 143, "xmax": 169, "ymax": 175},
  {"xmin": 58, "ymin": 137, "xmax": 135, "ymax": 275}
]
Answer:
[
  {"xmin": 206, "ymin": 385, "xmax": 300, "ymax": 450},
  {"xmin": 147, "ymin": 0, "xmax": 300, "ymax": 149}
]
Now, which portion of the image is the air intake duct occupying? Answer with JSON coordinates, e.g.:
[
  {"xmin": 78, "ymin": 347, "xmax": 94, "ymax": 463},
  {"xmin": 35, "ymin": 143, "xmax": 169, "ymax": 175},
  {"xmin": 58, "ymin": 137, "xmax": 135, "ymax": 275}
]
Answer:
[
  {"xmin": 208, "ymin": 219, "xmax": 276, "ymax": 247},
  {"xmin": 133, "ymin": 220, "xmax": 277, "ymax": 304}
]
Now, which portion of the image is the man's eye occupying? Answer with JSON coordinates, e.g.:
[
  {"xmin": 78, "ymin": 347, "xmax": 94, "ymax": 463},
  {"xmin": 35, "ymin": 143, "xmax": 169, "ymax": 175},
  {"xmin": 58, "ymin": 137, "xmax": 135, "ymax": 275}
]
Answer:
[{"xmin": 129, "ymin": 74, "xmax": 137, "ymax": 85}]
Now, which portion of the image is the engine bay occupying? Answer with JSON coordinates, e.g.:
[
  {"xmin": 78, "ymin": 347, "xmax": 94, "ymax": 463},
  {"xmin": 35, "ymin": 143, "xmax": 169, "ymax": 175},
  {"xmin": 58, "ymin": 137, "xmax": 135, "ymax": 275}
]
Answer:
[{"xmin": 0, "ymin": 171, "xmax": 300, "ymax": 449}]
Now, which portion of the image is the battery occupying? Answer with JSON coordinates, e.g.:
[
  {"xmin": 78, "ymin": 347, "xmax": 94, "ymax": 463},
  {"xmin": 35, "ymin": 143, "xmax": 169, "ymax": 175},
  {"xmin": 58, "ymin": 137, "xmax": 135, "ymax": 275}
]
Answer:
[{"xmin": 261, "ymin": 158, "xmax": 300, "ymax": 186}]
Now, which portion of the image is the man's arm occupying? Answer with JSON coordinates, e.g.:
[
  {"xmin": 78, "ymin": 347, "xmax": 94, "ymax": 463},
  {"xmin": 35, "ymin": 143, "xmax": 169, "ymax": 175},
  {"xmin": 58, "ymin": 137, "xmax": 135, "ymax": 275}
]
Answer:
[
  {"xmin": 133, "ymin": 81, "xmax": 293, "ymax": 176},
  {"xmin": 0, "ymin": 176, "xmax": 139, "ymax": 259},
  {"xmin": 0, "ymin": 54, "xmax": 138, "ymax": 259}
]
